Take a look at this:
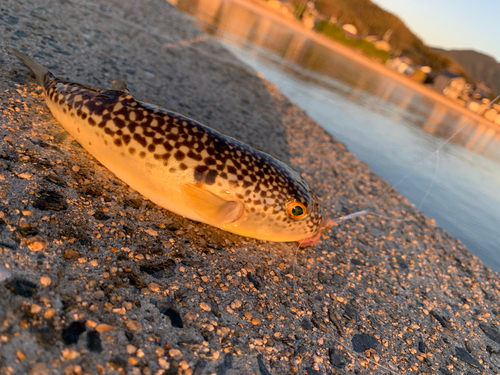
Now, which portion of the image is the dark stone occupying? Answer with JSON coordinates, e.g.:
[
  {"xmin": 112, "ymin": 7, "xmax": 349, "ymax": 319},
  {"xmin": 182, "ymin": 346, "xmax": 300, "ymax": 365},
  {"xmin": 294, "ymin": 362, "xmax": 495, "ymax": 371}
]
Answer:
[
  {"xmin": 14, "ymin": 30, "xmax": 26, "ymax": 37},
  {"xmin": 17, "ymin": 226, "xmax": 38, "ymax": 238},
  {"xmin": 140, "ymin": 259, "xmax": 176, "ymax": 279},
  {"xmin": 439, "ymin": 368, "xmax": 453, "ymax": 375},
  {"xmin": 344, "ymin": 305, "xmax": 358, "ymax": 322},
  {"xmin": 397, "ymin": 258, "xmax": 408, "ymax": 269},
  {"xmin": 300, "ymin": 318, "xmax": 313, "ymax": 331},
  {"xmin": 329, "ymin": 348, "xmax": 348, "ymax": 368},
  {"xmin": 109, "ymin": 356, "xmax": 127, "ymax": 370},
  {"xmin": 123, "ymin": 198, "xmax": 142, "ymax": 209},
  {"xmin": 257, "ymin": 355, "xmax": 271, "ymax": 375},
  {"xmin": 5, "ymin": 16, "xmax": 19, "ymax": 24},
  {"xmin": 216, "ymin": 353, "xmax": 233, "ymax": 375},
  {"xmin": 5, "ymin": 278, "xmax": 37, "ymax": 297},
  {"xmin": 331, "ymin": 273, "xmax": 346, "ymax": 287},
  {"xmin": 479, "ymin": 324, "xmax": 500, "ymax": 345},
  {"xmin": 33, "ymin": 191, "xmax": 68, "ymax": 211},
  {"xmin": 83, "ymin": 187, "xmax": 100, "ymax": 197},
  {"xmin": 418, "ymin": 340, "xmax": 427, "ymax": 353},
  {"xmin": 455, "ymin": 347, "xmax": 483, "ymax": 369},
  {"xmin": 125, "ymin": 331, "xmax": 134, "ymax": 342},
  {"xmin": 166, "ymin": 222, "xmax": 181, "ymax": 231},
  {"xmin": 127, "ymin": 273, "xmax": 146, "ymax": 289},
  {"xmin": 94, "ymin": 211, "xmax": 110, "ymax": 221},
  {"xmin": 317, "ymin": 271, "xmax": 329, "ymax": 284},
  {"xmin": 10, "ymin": 73, "xmax": 27, "ymax": 84},
  {"xmin": 306, "ymin": 367, "xmax": 321, "ymax": 375},
  {"xmin": 181, "ymin": 260, "xmax": 203, "ymax": 268},
  {"xmin": 351, "ymin": 333, "xmax": 379, "ymax": 353},
  {"xmin": 430, "ymin": 310, "xmax": 451, "ymax": 329},
  {"xmin": 247, "ymin": 273, "xmax": 262, "ymax": 290},
  {"xmin": 87, "ymin": 330, "xmax": 102, "ymax": 353},
  {"xmin": 36, "ymin": 326, "xmax": 57, "ymax": 347},
  {"xmin": 328, "ymin": 309, "xmax": 344, "ymax": 336},
  {"xmin": 192, "ymin": 359, "xmax": 207, "ymax": 375},
  {"xmin": 351, "ymin": 258, "xmax": 362, "ymax": 266},
  {"xmin": 61, "ymin": 321, "xmax": 86, "ymax": 345},
  {"xmin": 157, "ymin": 303, "xmax": 183, "ymax": 328},
  {"xmin": 123, "ymin": 225, "xmax": 134, "ymax": 235}
]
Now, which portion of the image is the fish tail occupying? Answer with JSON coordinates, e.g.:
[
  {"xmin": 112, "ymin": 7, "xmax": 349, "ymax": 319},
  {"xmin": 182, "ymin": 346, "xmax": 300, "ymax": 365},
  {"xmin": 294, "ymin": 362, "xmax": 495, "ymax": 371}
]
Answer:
[{"xmin": 11, "ymin": 48, "xmax": 49, "ymax": 86}]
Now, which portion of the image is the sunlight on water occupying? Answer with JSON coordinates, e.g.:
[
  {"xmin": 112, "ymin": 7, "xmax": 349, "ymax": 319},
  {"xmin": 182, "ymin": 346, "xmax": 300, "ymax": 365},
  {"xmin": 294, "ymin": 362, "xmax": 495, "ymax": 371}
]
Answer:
[{"xmin": 175, "ymin": 0, "xmax": 500, "ymax": 273}]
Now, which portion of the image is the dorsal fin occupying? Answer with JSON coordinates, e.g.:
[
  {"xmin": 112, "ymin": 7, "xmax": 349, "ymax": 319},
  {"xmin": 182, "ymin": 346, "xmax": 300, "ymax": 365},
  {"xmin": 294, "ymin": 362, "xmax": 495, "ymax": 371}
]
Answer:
[{"xmin": 111, "ymin": 80, "xmax": 129, "ymax": 92}]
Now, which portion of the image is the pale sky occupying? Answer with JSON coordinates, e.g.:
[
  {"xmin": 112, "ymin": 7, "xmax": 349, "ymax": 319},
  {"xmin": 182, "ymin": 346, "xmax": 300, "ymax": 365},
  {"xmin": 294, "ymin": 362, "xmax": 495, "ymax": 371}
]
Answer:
[{"xmin": 371, "ymin": 0, "xmax": 499, "ymax": 62}]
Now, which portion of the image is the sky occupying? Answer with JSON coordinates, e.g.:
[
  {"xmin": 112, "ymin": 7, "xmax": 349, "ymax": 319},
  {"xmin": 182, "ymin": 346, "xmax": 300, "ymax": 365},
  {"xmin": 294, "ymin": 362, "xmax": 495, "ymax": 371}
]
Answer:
[{"xmin": 371, "ymin": 0, "xmax": 500, "ymax": 62}]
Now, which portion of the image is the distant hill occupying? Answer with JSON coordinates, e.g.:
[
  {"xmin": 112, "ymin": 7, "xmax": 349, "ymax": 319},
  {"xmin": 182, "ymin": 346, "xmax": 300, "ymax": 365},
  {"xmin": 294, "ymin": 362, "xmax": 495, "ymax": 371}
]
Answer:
[
  {"xmin": 433, "ymin": 48, "xmax": 500, "ymax": 95},
  {"xmin": 303, "ymin": 0, "xmax": 468, "ymax": 76}
]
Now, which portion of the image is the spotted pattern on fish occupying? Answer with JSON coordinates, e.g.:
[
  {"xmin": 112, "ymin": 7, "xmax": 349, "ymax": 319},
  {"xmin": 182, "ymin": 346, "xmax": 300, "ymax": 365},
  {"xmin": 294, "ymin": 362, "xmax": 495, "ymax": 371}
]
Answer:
[{"xmin": 15, "ymin": 50, "xmax": 327, "ymax": 243}]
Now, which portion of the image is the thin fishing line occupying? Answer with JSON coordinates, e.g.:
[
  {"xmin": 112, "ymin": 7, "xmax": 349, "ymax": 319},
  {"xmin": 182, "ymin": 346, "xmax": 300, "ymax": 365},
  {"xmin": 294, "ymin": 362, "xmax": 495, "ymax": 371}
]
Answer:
[
  {"xmin": 418, "ymin": 149, "xmax": 439, "ymax": 211},
  {"xmin": 334, "ymin": 94, "xmax": 500, "ymax": 225}
]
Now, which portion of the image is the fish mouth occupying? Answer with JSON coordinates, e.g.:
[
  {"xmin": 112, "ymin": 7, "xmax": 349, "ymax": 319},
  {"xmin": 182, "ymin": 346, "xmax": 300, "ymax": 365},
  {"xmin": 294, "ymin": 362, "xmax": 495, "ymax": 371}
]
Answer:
[{"xmin": 298, "ymin": 218, "xmax": 334, "ymax": 247}]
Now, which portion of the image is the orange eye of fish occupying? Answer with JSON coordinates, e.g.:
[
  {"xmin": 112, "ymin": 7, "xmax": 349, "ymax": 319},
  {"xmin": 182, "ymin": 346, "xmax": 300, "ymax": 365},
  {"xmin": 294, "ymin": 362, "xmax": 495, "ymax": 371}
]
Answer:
[{"xmin": 286, "ymin": 201, "xmax": 307, "ymax": 220}]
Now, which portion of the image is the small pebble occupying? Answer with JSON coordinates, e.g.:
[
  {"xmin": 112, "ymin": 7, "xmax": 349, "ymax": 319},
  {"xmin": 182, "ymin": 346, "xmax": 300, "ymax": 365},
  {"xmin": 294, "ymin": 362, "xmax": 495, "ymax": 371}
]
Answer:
[
  {"xmin": 251, "ymin": 318, "xmax": 261, "ymax": 326},
  {"xmin": 126, "ymin": 320, "xmax": 142, "ymax": 333},
  {"xmin": 28, "ymin": 362, "xmax": 49, "ymax": 375},
  {"xmin": 44, "ymin": 309, "xmax": 56, "ymax": 319},
  {"xmin": 61, "ymin": 348, "xmax": 80, "ymax": 360},
  {"xmin": 27, "ymin": 236, "xmax": 49, "ymax": 251},
  {"xmin": 95, "ymin": 323, "xmax": 116, "ymax": 333},
  {"xmin": 31, "ymin": 304, "xmax": 42, "ymax": 314},
  {"xmin": 39, "ymin": 275, "xmax": 51, "ymax": 287},
  {"xmin": 148, "ymin": 282, "xmax": 160, "ymax": 292},
  {"xmin": 0, "ymin": 267, "xmax": 11, "ymax": 282},
  {"xmin": 200, "ymin": 302, "xmax": 211, "ymax": 312},
  {"xmin": 169, "ymin": 349, "xmax": 183, "ymax": 360},
  {"xmin": 63, "ymin": 249, "xmax": 80, "ymax": 259}
]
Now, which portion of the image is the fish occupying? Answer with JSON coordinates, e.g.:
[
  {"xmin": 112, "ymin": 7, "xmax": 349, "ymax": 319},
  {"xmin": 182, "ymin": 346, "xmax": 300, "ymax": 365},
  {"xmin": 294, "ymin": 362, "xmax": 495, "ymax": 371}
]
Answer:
[{"xmin": 12, "ymin": 48, "xmax": 332, "ymax": 246}]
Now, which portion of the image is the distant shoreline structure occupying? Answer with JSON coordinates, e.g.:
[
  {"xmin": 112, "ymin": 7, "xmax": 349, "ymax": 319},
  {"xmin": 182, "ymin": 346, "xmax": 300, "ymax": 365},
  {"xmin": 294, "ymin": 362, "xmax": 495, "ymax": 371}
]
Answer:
[{"xmin": 171, "ymin": 0, "xmax": 500, "ymax": 130}]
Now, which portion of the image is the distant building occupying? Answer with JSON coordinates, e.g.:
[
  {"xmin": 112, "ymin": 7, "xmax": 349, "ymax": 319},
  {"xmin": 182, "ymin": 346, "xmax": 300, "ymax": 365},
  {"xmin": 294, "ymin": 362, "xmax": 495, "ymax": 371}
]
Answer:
[
  {"xmin": 342, "ymin": 24, "xmax": 357, "ymax": 37},
  {"xmin": 365, "ymin": 35, "xmax": 390, "ymax": 51},
  {"xmin": 387, "ymin": 56, "xmax": 414, "ymax": 75},
  {"xmin": 473, "ymin": 82, "xmax": 491, "ymax": 100},
  {"xmin": 434, "ymin": 71, "xmax": 466, "ymax": 100}
]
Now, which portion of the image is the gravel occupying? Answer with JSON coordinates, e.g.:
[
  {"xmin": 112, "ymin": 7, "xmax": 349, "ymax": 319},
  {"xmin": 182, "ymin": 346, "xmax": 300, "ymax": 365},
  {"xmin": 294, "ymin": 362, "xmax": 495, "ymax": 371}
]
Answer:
[{"xmin": 1, "ymin": 0, "xmax": 500, "ymax": 374}]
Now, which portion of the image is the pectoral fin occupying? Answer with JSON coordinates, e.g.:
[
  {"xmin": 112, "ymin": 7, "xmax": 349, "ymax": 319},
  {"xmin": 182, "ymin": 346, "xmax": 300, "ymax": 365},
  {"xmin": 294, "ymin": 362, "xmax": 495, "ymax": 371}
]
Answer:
[{"xmin": 181, "ymin": 183, "xmax": 244, "ymax": 226}]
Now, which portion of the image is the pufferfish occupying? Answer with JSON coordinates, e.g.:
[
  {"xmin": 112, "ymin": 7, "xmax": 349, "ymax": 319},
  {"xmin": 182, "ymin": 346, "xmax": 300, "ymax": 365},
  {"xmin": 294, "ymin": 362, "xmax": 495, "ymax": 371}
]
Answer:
[{"xmin": 12, "ymin": 49, "xmax": 332, "ymax": 246}]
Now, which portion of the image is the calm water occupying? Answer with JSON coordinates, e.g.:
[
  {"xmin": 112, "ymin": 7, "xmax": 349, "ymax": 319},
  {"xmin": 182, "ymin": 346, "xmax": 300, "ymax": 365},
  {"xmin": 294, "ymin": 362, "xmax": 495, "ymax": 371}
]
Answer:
[{"xmin": 174, "ymin": 0, "xmax": 500, "ymax": 273}]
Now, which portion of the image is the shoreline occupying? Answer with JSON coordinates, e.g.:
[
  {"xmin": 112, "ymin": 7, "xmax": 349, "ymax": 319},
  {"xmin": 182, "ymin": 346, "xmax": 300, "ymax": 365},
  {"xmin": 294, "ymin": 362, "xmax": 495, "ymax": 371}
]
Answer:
[
  {"xmin": 227, "ymin": 0, "xmax": 499, "ymax": 130},
  {"xmin": 1, "ymin": 0, "xmax": 500, "ymax": 374}
]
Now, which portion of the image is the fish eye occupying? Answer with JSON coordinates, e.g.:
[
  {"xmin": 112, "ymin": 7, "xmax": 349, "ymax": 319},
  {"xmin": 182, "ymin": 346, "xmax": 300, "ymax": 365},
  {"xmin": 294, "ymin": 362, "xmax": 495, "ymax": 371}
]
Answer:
[{"xmin": 286, "ymin": 201, "xmax": 307, "ymax": 220}]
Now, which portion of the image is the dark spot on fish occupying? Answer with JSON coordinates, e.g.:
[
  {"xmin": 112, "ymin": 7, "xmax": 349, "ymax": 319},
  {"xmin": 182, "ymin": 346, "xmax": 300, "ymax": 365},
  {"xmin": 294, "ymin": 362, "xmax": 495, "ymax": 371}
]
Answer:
[
  {"xmin": 114, "ymin": 139, "xmax": 122, "ymax": 147},
  {"xmin": 122, "ymin": 134, "xmax": 131, "ymax": 145},
  {"xmin": 205, "ymin": 169, "xmax": 218, "ymax": 185},
  {"xmin": 139, "ymin": 151, "xmax": 146, "ymax": 158},
  {"xmin": 133, "ymin": 134, "xmax": 147, "ymax": 147},
  {"xmin": 129, "ymin": 148, "xmax": 136, "ymax": 155},
  {"xmin": 174, "ymin": 150, "xmax": 185, "ymax": 161},
  {"xmin": 148, "ymin": 144, "xmax": 155, "ymax": 152}
]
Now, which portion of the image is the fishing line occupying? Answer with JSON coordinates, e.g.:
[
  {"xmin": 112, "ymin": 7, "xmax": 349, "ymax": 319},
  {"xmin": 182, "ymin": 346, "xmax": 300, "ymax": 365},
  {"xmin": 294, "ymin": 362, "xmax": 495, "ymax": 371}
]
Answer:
[{"xmin": 332, "ymin": 94, "xmax": 500, "ymax": 225}]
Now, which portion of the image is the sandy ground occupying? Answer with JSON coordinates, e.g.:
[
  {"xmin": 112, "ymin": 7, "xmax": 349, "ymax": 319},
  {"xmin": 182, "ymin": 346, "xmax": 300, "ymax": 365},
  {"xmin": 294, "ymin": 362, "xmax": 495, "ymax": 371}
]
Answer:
[{"xmin": 1, "ymin": 0, "xmax": 500, "ymax": 374}]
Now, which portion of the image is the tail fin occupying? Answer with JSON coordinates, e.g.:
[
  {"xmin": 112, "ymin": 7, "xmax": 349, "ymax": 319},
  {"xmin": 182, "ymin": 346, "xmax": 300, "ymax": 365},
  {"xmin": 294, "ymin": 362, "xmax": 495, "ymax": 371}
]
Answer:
[{"xmin": 12, "ymin": 48, "xmax": 49, "ymax": 86}]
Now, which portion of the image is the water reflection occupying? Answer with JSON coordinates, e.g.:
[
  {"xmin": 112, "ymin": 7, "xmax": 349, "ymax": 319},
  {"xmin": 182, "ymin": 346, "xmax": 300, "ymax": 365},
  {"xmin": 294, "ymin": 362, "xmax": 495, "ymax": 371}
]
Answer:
[{"xmin": 176, "ymin": 0, "xmax": 500, "ymax": 162}]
